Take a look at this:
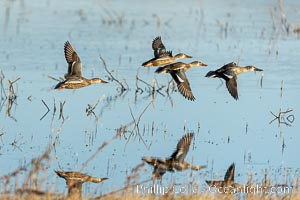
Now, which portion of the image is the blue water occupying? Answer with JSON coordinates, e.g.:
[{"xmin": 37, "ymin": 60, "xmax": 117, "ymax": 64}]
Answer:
[{"xmin": 0, "ymin": 0, "xmax": 299, "ymax": 197}]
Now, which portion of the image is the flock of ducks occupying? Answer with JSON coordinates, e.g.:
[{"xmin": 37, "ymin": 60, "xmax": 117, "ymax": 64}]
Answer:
[
  {"xmin": 142, "ymin": 133, "xmax": 240, "ymax": 189},
  {"xmin": 55, "ymin": 133, "xmax": 239, "ymax": 198},
  {"xmin": 53, "ymin": 36, "xmax": 263, "ymax": 197},
  {"xmin": 55, "ymin": 36, "xmax": 263, "ymax": 101}
]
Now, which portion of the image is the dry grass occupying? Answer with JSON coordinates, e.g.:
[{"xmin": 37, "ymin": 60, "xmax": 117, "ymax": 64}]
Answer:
[{"xmin": 1, "ymin": 193, "xmax": 300, "ymax": 200}]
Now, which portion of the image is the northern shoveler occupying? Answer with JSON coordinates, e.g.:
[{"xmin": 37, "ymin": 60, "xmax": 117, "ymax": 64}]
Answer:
[
  {"xmin": 155, "ymin": 61, "xmax": 207, "ymax": 101},
  {"xmin": 205, "ymin": 62, "xmax": 263, "ymax": 100},
  {"xmin": 54, "ymin": 41, "xmax": 108, "ymax": 90},
  {"xmin": 142, "ymin": 133, "xmax": 207, "ymax": 179},
  {"xmin": 206, "ymin": 163, "xmax": 241, "ymax": 189},
  {"xmin": 55, "ymin": 170, "xmax": 108, "ymax": 198},
  {"xmin": 142, "ymin": 36, "xmax": 192, "ymax": 67}
]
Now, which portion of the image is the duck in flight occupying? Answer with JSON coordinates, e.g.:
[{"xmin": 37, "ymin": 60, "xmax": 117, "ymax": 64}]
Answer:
[
  {"xmin": 205, "ymin": 62, "xmax": 263, "ymax": 100},
  {"xmin": 54, "ymin": 41, "xmax": 108, "ymax": 90},
  {"xmin": 55, "ymin": 170, "xmax": 108, "ymax": 198},
  {"xmin": 155, "ymin": 61, "xmax": 207, "ymax": 101},
  {"xmin": 142, "ymin": 36, "xmax": 192, "ymax": 67},
  {"xmin": 142, "ymin": 133, "xmax": 207, "ymax": 179},
  {"xmin": 206, "ymin": 163, "xmax": 241, "ymax": 190}
]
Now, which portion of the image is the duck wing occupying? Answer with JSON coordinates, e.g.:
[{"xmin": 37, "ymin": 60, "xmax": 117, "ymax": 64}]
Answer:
[
  {"xmin": 170, "ymin": 69, "xmax": 195, "ymax": 101},
  {"xmin": 225, "ymin": 75, "xmax": 238, "ymax": 100},
  {"xmin": 155, "ymin": 62, "xmax": 184, "ymax": 74},
  {"xmin": 170, "ymin": 133, "xmax": 194, "ymax": 162},
  {"xmin": 215, "ymin": 72, "xmax": 238, "ymax": 100},
  {"xmin": 152, "ymin": 36, "xmax": 166, "ymax": 58},
  {"xmin": 224, "ymin": 163, "xmax": 235, "ymax": 182},
  {"xmin": 216, "ymin": 62, "xmax": 237, "ymax": 73},
  {"xmin": 64, "ymin": 41, "xmax": 82, "ymax": 78},
  {"xmin": 152, "ymin": 36, "xmax": 172, "ymax": 58}
]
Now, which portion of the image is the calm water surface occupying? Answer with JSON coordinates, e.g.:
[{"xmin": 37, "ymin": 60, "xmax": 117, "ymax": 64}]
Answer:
[{"xmin": 0, "ymin": 0, "xmax": 299, "ymax": 196}]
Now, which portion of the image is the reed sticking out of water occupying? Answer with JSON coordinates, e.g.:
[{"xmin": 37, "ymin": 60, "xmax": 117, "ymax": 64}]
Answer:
[
  {"xmin": 96, "ymin": 0, "xmax": 125, "ymax": 31},
  {"xmin": 40, "ymin": 100, "xmax": 50, "ymax": 121},
  {"xmin": 280, "ymin": 80, "xmax": 284, "ymax": 98},
  {"xmin": 0, "ymin": 73, "xmax": 6, "ymax": 113},
  {"xmin": 127, "ymin": 100, "xmax": 152, "ymax": 149},
  {"xmin": 282, "ymin": 138, "xmax": 286, "ymax": 155},
  {"xmin": 165, "ymin": 79, "xmax": 176, "ymax": 106},
  {"xmin": 10, "ymin": 134, "xmax": 25, "ymax": 151},
  {"xmin": 58, "ymin": 100, "xmax": 65, "ymax": 121},
  {"xmin": 135, "ymin": 70, "xmax": 165, "ymax": 99},
  {"xmin": 100, "ymin": 55, "xmax": 128, "ymax": 94},
  {"xmin": 259, "ymin": 74, "xmax": 264, "ymax": 88},
  {"xmin": 6, "ymin": 77, "xmax": 20, "ymax": 122},
  {"xmin": 3, "ymin": 0, "xmax": 14, "ymax": 34},
  {"xmin": 277, "ymin": 0, "xmax": 290, "ymax": 33},
  {"xmin": 86, "ymin": 95, "xmax": 105, "ymax": 121},
  {"xmin": 269, "ymin": 108, "xmax": 294, "ymax": 127},
  {"xmin": 79, "ymin": 119, "xmax": 132, "ymax": 172},
  {"xmin": 51, "ymin": 97, "xmax": 57, "ymax": 125}
]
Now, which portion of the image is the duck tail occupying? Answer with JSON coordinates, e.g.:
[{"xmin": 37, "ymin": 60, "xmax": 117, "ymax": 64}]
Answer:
[
  {"xmin": 205, "ymin": 71, "xmax": 218, "ymax": 78},
  {"xmin": 142, "ymin": 61, "xmax": 149, "ymax": 67},
  {"xmin": 142, "ymin": 157, "xmax": 156, "ymax": 164},
  {"xmin": 54, "ymin": 81, "xmax": 66, "ymax": 90}
]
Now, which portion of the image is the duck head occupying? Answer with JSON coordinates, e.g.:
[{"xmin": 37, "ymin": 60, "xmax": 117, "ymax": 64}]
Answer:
[
  {"xmin": 190, "ymin": 61, "xmax": 208, "ymax": 67},
  {"xmin": 90, "ymin": 78, "xmax": 108, "ymax": 84},
  {"xmin": 245, "ymin": 66, "xmax": 263, "ymax": 72}
]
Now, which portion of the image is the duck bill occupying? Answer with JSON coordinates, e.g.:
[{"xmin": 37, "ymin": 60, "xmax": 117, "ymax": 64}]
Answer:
[
  {"xmin": 185, "ymin": 55, "xmax": 193, "ymax": 58},
  {"xmin": 254, "ymin": 67, "xmax": 263, "ymax": 71}
]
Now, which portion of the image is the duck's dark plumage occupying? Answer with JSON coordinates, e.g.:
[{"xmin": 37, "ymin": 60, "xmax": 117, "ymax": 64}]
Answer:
[
  {"xmin": 205, "ymin": 62, "xmax": 263, "ymax": 100},
  {"xmin": 170, "ymin": 132, "xmax": 194, "ymax": 162}
]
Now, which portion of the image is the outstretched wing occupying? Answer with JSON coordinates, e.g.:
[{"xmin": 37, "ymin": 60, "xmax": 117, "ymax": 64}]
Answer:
[
  {"xmin": 170, "ymin": 133, "xmax": 194, "ymax": 162},
  {"xmin": 216, "ymin": 62, "xmax": 237, "ymax": 75},
  {"xmin": 152, "ymin": 36, "xmax": 169, "ymax": 58},
  {"xmin": 213, "ymin": 71, "xmax": 238, "ymax": 101},
  {"xmin": 225, "ymin": 75, "xmax": 238, "ymax": 100},
  {"xmin": 170, "ymin": 70, "xmax": 195, "ymax": 101},
  {"xmin": 64, "ymin": 41, "xmax": 82, "ymax": 77},
  {"xmin": 224, "ymin": 163, "xmax": 235, "ymax": 182}
]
